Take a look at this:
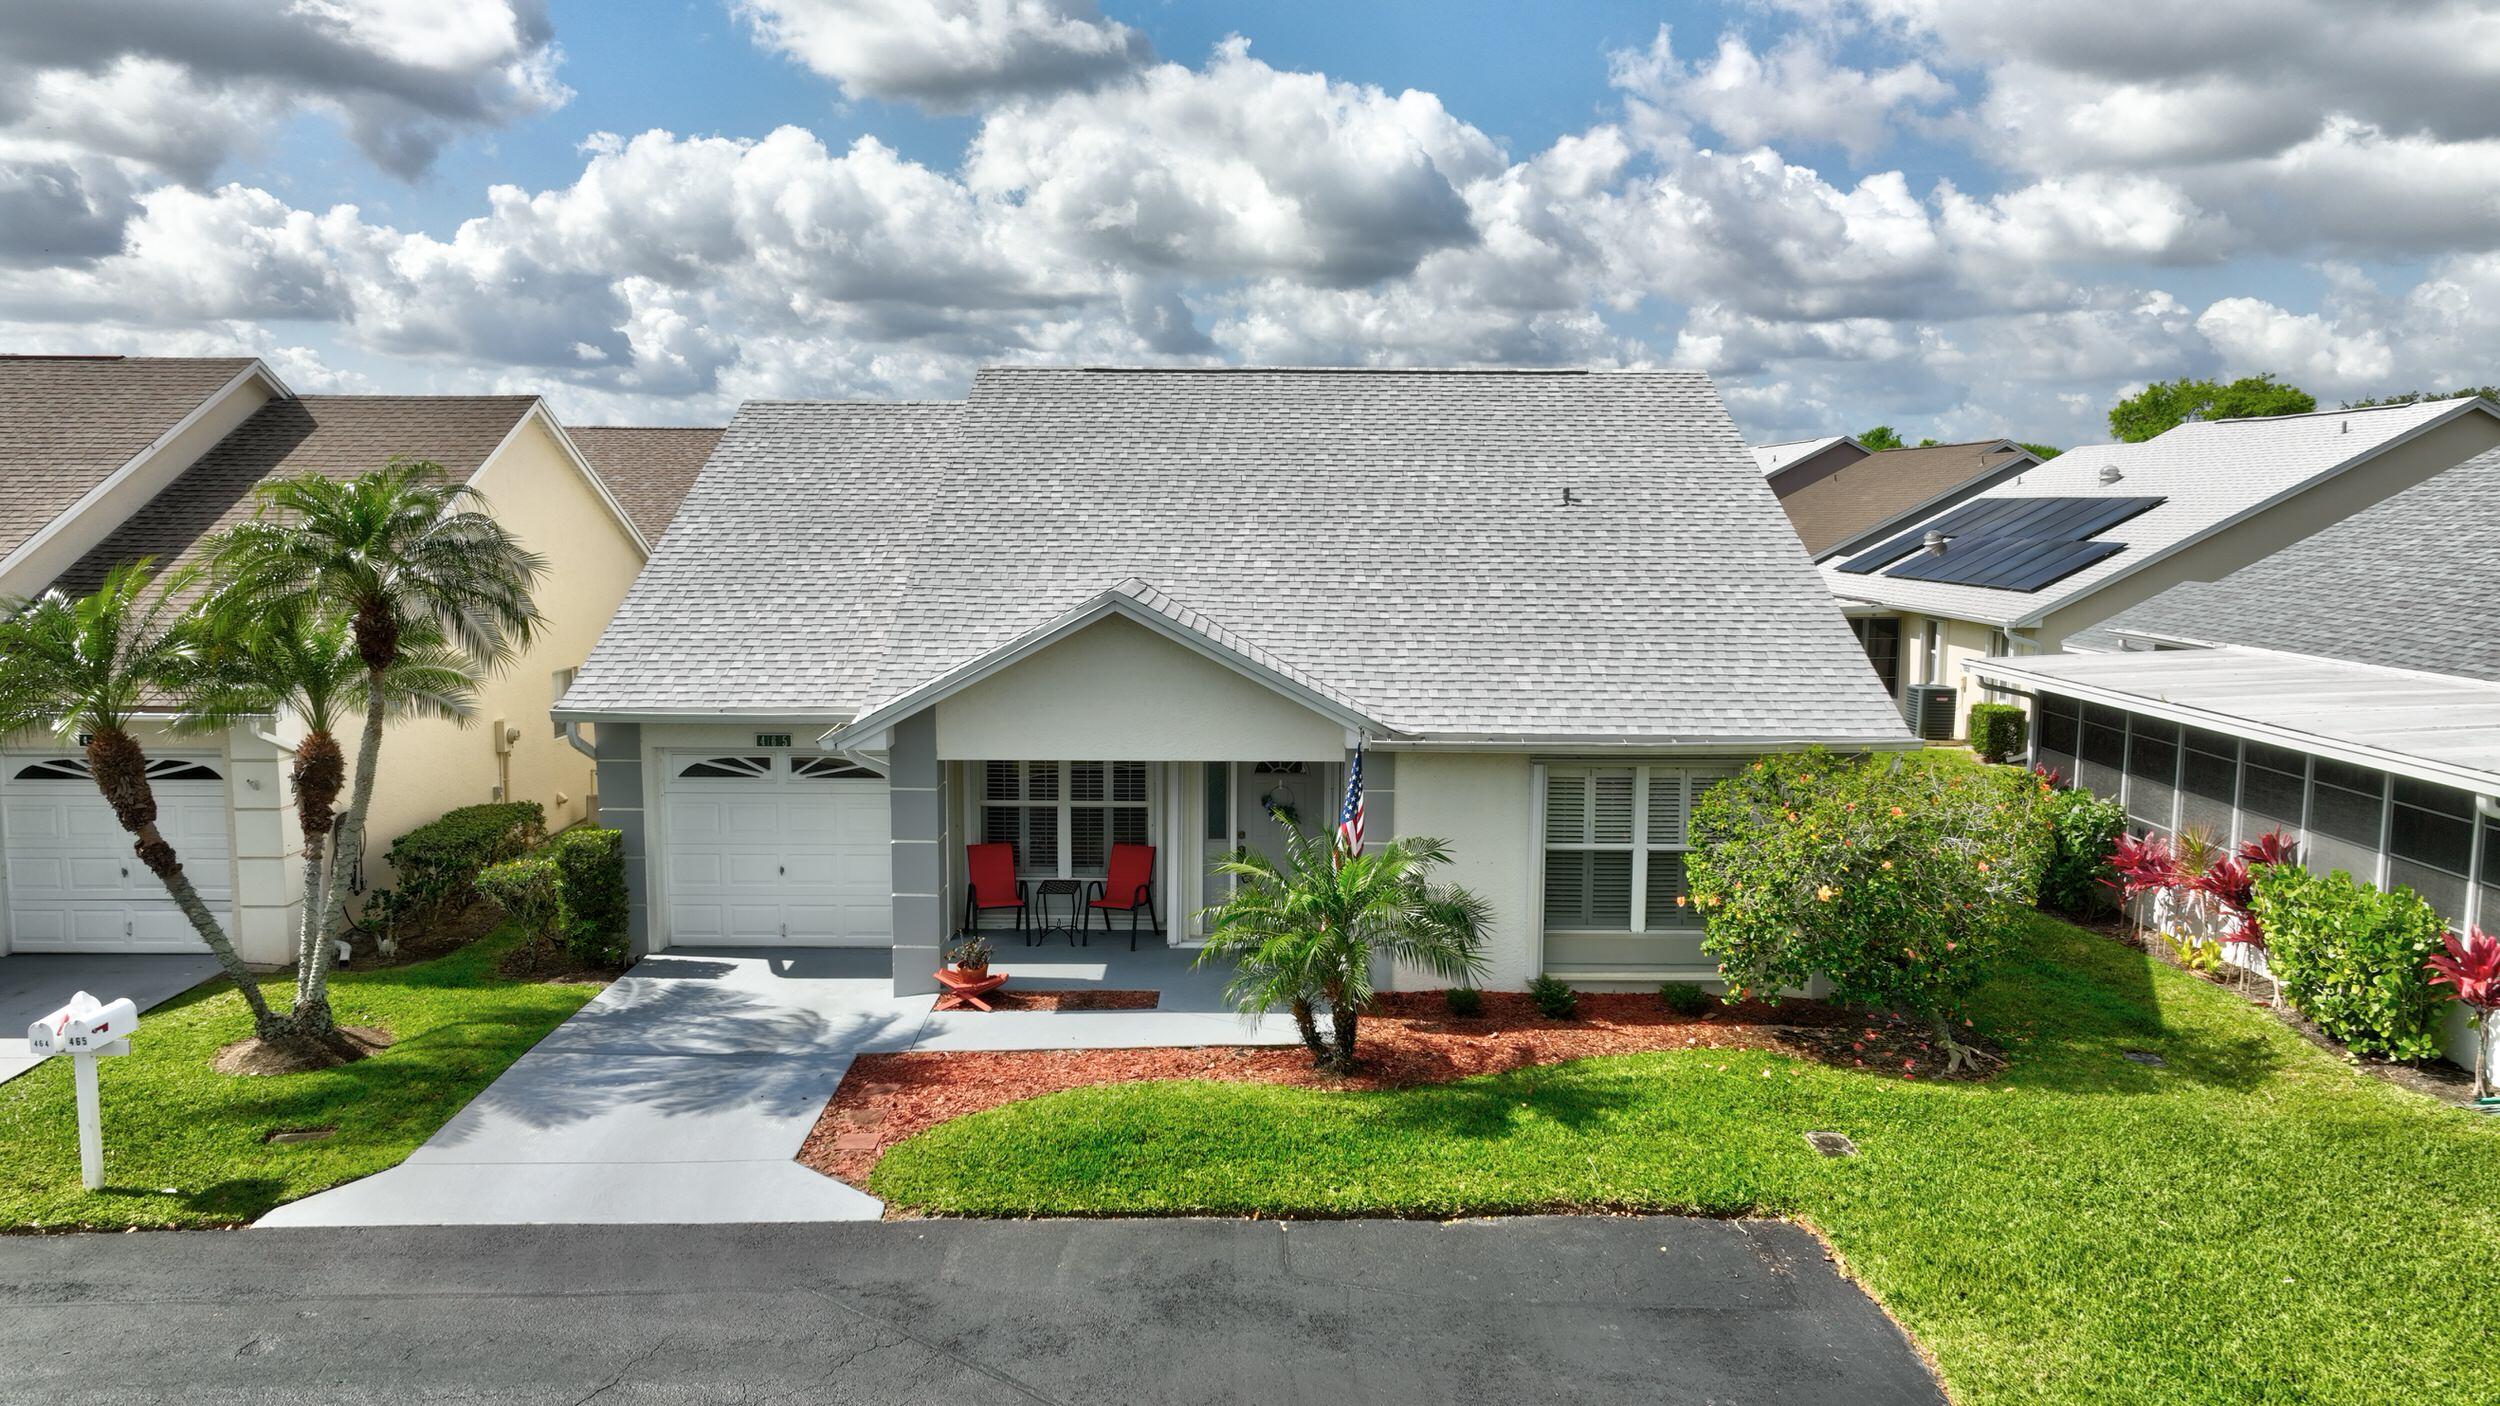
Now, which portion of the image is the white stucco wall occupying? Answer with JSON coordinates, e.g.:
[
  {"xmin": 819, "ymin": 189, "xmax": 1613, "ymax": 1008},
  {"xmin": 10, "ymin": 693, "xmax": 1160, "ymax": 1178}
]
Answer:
[
  {"xmin": 1390, "ymin": 750, "xmax": 1538, "ymax": 990},
  {"xmin": 935, "ymin": 615, "xmax": 1348, "ymax": 762}
]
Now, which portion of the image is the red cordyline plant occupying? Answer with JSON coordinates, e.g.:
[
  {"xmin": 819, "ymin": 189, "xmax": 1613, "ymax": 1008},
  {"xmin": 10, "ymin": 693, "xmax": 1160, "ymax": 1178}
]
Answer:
[
  {"xmin": 2032, "ymin": 763, "xmax": 2067, "ymax": 788},
  {"xmin": 2193, "ymin": 832, "xmax": 2297, "ymax": 950},
  {"xmin": 2106, "ymin": 831, "xmax": 2180, "ymax": 902},
  {"xmin": 2425, "ymin": 929, "xmax": 2500, "ymax": 1100}
]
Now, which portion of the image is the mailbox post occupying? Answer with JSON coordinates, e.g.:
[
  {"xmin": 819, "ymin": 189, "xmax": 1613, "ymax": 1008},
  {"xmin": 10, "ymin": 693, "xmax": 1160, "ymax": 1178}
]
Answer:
[{"xmin": 27, "ymin": 991, "xmax": 137, "ymax": 1191}]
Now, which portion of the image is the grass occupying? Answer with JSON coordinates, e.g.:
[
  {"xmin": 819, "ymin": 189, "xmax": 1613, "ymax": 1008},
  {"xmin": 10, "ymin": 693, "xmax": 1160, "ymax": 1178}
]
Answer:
[
  {"xmin": 874, "ymin": 914, "xmax": 2500, "ymax": 1405},
  {"xmin": 0, "ymin": 925, "xmax": 598, "ymax": 1230}
]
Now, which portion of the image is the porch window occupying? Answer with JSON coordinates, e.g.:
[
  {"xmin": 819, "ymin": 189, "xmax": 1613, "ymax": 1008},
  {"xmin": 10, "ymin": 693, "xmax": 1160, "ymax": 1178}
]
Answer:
[
  {"xmin": 2388, "ymin": 777, "xmax": 2474, "ymax": 927},
  {"xmin": 982, "ymin": 761, "xmax": 1149, "ymax": 878}
]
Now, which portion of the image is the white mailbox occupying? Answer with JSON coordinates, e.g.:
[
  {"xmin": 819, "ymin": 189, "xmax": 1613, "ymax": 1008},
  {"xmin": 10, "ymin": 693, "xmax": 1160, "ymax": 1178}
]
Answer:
[{"xmin": 26, "ymin": 990, "xmax": 136, "ymax": 1189}]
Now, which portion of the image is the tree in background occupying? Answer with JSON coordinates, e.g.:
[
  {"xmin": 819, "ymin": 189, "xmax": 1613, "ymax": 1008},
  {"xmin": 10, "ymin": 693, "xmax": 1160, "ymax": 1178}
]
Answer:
[
  {"xmin": 2343, "ymin": 387, "xmax": 2500, "ymax": 410},
  {"xmin": 2017, "ymin": 442, "xmax": 2064, "ymax": 460},
  {"xmin": 2107, "ymin": 373, "xmax": 2314, "ymax": 442},
  {"xmin": 1856, "ymin": 425, "xmax": 1906, "ymax": 451}
]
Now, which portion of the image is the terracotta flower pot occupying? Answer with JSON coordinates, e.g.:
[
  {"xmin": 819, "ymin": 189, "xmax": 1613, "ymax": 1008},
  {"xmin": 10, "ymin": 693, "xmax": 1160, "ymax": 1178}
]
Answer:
[{"xmin": 952, "ymin": 961, "xmax": 990, "ymax": 981}]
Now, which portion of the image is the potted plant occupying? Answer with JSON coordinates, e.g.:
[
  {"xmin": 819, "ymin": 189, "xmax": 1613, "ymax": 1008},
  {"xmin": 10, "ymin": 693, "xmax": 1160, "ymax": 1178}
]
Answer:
[
  {"xmin": 2426, "ymin": 928, "xmax": 2500, "ymax": 1105},
  {"xmin": 947, "ymin": 936, "xmax": 992, "ymax": 981}
]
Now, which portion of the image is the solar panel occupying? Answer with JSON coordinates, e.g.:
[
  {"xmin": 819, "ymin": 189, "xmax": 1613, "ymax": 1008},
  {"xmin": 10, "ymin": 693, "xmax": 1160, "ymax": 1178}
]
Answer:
[
  {"xmin": 1834, "ymin": 494, "xmax": 2165, "ymax": 578},
  {"xmin": 1883, "ymin": 535, "xmax": 2127, "ymax": 591}
]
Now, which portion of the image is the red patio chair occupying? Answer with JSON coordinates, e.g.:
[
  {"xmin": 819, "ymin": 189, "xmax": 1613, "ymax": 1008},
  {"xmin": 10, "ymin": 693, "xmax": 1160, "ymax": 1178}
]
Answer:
[
  {"xmin": 963, "ymin": 843, "xmax": 1028, "ymax": 940},
  {"xmin": 1087, "ymin": 843, "xmax": 1161, "ymax": 950}
]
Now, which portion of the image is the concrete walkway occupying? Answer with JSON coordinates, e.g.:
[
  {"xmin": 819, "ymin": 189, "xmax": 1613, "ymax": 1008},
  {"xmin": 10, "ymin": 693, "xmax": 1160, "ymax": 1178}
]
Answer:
[
  {"xmin": 4, "ymin": 1218, "xmax": 1949, "ymax": 1404},
  {"xmin": 0, "ymin": 952, "xmax": 221, "ymax": 1085},
  {"xmin": 260, "ymin": 944, "xmax": 1296, "ymax": 1227}
]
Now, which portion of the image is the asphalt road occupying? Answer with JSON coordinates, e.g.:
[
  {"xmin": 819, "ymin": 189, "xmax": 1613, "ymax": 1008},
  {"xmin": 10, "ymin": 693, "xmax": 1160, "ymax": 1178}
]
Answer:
[{"xmin": 0, "ymin": 1216, "xmax": 1943, "ymax": 1405}]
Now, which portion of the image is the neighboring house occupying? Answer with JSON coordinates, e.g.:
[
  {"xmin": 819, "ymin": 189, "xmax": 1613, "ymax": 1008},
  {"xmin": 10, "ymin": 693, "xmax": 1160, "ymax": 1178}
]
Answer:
[
  {"xmin": 557, "ymin": 367, "xmax": 1916, "ymax": 996},
  {"xmin": 1822, "ymin": 399, "xmax": 2500, "ymax": 736},
  {"xmin": 1786, "ymin": 439, "xmax": 2041, "ymax": 561},
  {"xmin": 0, "ymin": 355, "xmax": 656, "ymax": 963},
  {"xmin": 569, "ymin": 426, "xmax": 722, "ymax": 545},
  {"xmin": 1752, "ymin": 434, "xmax": 1866, "ymax": 486},
  {"xmin": 1965, "ymin": 444, "xmax": 2500, "ymax": 1065}
]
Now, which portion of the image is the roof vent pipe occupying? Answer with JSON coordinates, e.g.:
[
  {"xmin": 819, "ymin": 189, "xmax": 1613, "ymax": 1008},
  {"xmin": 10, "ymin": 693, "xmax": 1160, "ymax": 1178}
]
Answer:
[
  {"xmin": 1921, "ymin": 529, "xmax": 1949, "ymax": 555},
  {"xmin": 2098, "ymin": 465, "xmax": 2124, "ymax": 484}
]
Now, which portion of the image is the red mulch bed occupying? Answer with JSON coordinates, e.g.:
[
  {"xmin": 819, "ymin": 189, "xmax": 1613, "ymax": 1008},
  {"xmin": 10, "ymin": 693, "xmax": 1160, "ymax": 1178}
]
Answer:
[
  {"xmin": 979, "ymin": 989, "xmax": 1158, "ymax": 1012},
  {"xmin": 800, "ymin": 993, "xmax": 1981, "ymax": 1186}
]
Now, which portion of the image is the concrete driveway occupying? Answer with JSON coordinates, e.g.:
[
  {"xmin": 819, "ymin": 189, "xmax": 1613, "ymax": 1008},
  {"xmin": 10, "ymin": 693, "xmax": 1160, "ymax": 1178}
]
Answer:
[
  {"xmin": 0, "ymin": 952, "xmax": 220, "ymax": 1085},
  {"xmin": 0, "ymin": 1217, "xmax": 1948, "ymax": 1404},
  {"xmin": 261, "ymin": 945, "xmax": 1298, "ymax": 1228}
]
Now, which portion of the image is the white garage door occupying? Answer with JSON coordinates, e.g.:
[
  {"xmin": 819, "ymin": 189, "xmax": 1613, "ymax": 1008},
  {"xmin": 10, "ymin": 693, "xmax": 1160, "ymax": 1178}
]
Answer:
[
  {"xmin": 3, "ymin": 755, "xmax": 229, "ymax": 953},
  {"xmin": 660, "ymin": 753, "xmax": 893, "ymax": 946}
]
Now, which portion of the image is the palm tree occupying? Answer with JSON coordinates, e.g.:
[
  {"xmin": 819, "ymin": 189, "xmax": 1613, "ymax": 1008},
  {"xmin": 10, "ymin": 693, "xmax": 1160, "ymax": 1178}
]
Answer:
[
  {"xmin": 211, "ymin": 462, "xmax": 545, "ymax": 1035},
  {"xmin": 1196, "ymin": 824, "xmax": 1490, "ymax": 1071},
  {"xmin": 181, "ymin": 602, "xmax": 477, "ymax": 1017},
  {"xmin": 0, "ymin": 564, "xmax": 284, "ymax": 1037}
]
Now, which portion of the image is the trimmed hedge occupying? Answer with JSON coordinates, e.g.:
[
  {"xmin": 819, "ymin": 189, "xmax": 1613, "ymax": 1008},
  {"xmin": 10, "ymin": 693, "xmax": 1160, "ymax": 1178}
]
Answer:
[
  {"xmin": 2250, "ymin": 863, "xmax": 2449, "ymax": 1060},
  {"xmin": 377, "ymin": 801, "xmax": 546, "ymax": 930},
  {"xmin": 2038, "ymin": 785, "xmax": 2126, "ymax": 914},
  {"xmin": 1968, "ymin": 702, "xmax": 2029, "ymax": 763},
  {"xmin": 477, "ymin": 825, "xmax": 629, "ymax": 967},
  {"xmin": 548, "ymin": 826, "xmax": 628, "ymax": 966}
]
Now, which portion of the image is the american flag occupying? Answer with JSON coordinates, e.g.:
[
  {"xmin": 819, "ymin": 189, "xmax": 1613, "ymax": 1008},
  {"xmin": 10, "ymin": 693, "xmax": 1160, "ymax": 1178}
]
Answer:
[{"xmin": 1335, "ymin": 745, "xmax": 1366, "ymax": 857}]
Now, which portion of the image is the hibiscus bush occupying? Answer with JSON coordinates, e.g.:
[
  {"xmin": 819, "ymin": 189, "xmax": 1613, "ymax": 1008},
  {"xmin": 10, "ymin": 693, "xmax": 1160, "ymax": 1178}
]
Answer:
[{"xmin": 1687, "ymin": 748, "xmax": 2052, "ymax": 1068}]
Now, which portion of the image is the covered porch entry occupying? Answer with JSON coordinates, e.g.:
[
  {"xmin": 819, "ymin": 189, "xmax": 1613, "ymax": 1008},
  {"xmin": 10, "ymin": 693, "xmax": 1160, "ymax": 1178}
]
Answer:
[{"xmin": 823, "ymin": 584, "xmax": 1393, "ymax": 996}]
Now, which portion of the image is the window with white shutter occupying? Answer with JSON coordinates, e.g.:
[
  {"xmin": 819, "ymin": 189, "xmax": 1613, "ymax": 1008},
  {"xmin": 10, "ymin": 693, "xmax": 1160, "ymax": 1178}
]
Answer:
[
  {"xmin": 981, "ymin": 761, "xmax": 1153, "ymax": 878},
  {"xmin": 1543, "ymin": 763, "xmax": 1741, "ymax": 939}
]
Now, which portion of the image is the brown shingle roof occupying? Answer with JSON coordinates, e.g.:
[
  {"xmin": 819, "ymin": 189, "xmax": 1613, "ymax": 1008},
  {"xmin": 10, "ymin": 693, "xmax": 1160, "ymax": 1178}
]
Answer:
[
  {"xmin": 0, "ymin": 356, "xmax": 258, "ymax": 563},
  {"xmin": 568, "ymin": 426, "xmax": 721, "ymax": 543},
  {"xmin": 49, "ymin": 395, "xmax": 538, "ymax": 596},
  {"xmin": 1776, "ymin": 439, "xmax": 2036, "ymax": 557}
]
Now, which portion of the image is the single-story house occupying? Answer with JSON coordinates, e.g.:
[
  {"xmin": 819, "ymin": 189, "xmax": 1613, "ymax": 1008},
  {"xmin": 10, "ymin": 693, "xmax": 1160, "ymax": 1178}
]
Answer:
[
  {"xmin": 1967, "ymin": 444, "xmax": 2500, "ymax": 1064},
  {"xmin": 1823, "ymin": 398, "xmax": 2500, "ymax": 737},
  {"xmin": 1761, "ymin": 436, "xmax": 2040, "ymax": 563},
  {"xmin": 556, "ymin": 367, "xmax": 1917, "ymax": 995},
  {"xmin": 0, "ymin": 355, "xmax": 678, "ymax": 963}
]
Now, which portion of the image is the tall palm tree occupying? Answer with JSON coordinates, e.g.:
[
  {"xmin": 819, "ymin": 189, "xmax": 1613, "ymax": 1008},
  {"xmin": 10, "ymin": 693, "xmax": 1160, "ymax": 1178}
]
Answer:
[
  {"xmin": 0, "ymin": 564, "xmax": 283, "ymax": 1036},
  {"xmin": 181, "ymin": 602, "xmax": 477, "ymax": 1017},
  {"xmin": 212, "ymin": 462, "xmax": 545, "ymax": 1035},
  {"xmin": 1196, "ymin": 824, "xmax": 1490, "ymax": 1071}
]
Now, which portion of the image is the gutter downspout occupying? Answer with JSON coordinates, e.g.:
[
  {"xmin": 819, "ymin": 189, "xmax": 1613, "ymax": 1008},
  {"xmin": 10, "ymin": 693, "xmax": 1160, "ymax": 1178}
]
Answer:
[{"xmin": 563, "ymin": 720, "xmax": 597, "ymax": 760}]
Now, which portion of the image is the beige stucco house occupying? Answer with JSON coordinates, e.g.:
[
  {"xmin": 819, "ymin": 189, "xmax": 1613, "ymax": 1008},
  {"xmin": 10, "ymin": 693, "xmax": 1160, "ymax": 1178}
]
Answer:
[
  {"xmin": 0, "ymin": 355, "xmax": 688, "ymax": 964},
  {"xmin": 556, "ymin": 368, "xmax": 1918, "ymax": 996},
  {"xmin": 1820, "ymin": 398, "xmax": 2500, "ymax": 737}
]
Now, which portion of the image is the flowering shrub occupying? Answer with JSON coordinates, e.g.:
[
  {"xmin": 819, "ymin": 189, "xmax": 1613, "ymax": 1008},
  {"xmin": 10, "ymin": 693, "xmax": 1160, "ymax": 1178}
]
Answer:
[{"xmin": 1687, "ymin": 748, "xmax": 2051, "ymax": 1069}]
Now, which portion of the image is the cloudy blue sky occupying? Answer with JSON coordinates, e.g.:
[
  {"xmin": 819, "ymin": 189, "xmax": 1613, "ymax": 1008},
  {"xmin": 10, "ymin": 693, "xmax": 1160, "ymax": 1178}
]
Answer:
[{"xmin": 4, "ymin": 1, "xmax": 2497, "ymax": 444}]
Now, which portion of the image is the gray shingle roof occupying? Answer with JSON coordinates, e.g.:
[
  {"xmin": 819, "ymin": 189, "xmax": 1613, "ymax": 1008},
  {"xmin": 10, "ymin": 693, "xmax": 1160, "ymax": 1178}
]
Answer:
[
  {"xmin": 48, "ymin": 395, "xmax": 538, "ymax": 597},
  {"xmin": 569, "ymin": 426, "xmax": 723, "ymax": 543},
  {"xmin": 1779, "ymin": 439, "xmax": 2037, "ymax": 557},
  {"xmin": 565, "ymin": 369, "xmax": 1911, "ymax": 745},
  {"xmin": 0, "ymin": 355, "xmax": 258, "ymax": 563},
  {"xmin": 1823, "ymin": 398, "xmax": 2500, "ymax": 627},
  {"xmin": 2100, "ymin": 444, "xmax": 2500, "ymax": 682},
  {"xmin": 559, "ymin": 402, "xmax": 963, "ymax": 717}
]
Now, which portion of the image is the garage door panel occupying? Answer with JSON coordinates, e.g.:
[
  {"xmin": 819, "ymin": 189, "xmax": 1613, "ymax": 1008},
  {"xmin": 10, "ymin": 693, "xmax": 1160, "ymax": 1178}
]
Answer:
[
  {"xmin": 6, "ymin": 764, "xmax": 226, "ymax": 953},
  {"xmin": 658, "ymin": 756, "xmax": 893, "ymax": 948}
]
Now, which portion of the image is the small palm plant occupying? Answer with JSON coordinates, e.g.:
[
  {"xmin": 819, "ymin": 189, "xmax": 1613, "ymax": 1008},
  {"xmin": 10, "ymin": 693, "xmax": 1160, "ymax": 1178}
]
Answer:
[
  {"xmin": 0, "ymin": 564, "xmax": 285, "ymax": 1037},
  {"xmin": 182, "ymin": 601, "xmax": 477, "ymax": 1019},
  {"xmin": 1196, "ymin": 823, "xmax": 1489, "ymax": 1072},
  {"xmin": 212, "ymin": 462, "xmax": 544, "ymax": 1035}
]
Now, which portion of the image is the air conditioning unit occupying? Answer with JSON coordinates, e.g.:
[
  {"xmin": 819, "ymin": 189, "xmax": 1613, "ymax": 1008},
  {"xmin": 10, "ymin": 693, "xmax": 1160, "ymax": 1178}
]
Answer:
[{"xmin": 1906, "ymin": 684, "xmax": 1958, "ymax": 741}]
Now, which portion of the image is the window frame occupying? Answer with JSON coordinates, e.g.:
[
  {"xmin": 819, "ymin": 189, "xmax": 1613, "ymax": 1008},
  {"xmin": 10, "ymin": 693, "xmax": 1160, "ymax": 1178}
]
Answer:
[
  {"xmin": 978, "ymin": 760, "xmax": 1154, "ymax": 880},
  {"xmin": 1540, "ymin": 763, "xmax": 1730, "ymax": 938}
]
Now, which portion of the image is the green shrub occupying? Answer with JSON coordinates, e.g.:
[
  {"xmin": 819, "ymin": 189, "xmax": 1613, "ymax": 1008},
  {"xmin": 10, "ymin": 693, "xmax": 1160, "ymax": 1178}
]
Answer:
[
  {"xmin": 474, "ymin": 853, "xmax": 559, "ymax": 953},
  {"xmin": 546, "ymin": 826, "xmax": 628, "ymax": 966},
  {"xmin": 379, "ymin": 801, "xmax": 546, "ymax": 930},
  {"xmin": 2250, "ymin": 864, "xmax": 2449, "ymax": 1060},
  {"xmin": 1967, "ymin": 702, "xmax": 2029, "ymax": 763},
  {"xmin": 1658, "ymin": 980, "xmax": 1713, "ymax": 1015},
  {"xmin": 1688, "ymin": 747, "xmax": 2051, "ymax": 1068},
  {"xmin": 1527, "ymin": 974, "xmax": 1578, "ymax": 1020},
  {"xmin": 1442, "ymin": 986, "xmax": 1483, "ymax": 1017},
  {"xmin": 2038, "ymin": 785, "xmax": 2126, "ymax": 914}
]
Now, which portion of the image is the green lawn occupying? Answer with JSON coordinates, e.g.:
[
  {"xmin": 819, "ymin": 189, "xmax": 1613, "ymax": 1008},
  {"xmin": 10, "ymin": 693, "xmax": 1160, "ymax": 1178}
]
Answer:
[
  {"xmin": 0, "ymin": 926, "xmax": 598, "ymax": 1230},
  {"xmin": 875, "ymin": 915, "xmax": 2500, "ymax": 1405}
]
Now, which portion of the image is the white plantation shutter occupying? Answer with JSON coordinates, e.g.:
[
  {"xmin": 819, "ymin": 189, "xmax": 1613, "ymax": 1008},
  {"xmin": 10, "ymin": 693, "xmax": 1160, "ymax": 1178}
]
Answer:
[
  {"xmin": 984, "ymin": 761, "xmax": 1152, "ymax": 878},
  {"xmin": 1647, "ymin": 773, "xmax": 1688, "ymax": 847},
  {"xmin": 1544, "ymin": 771, "xmax": 1589, "ymax": 844},
  {"xmin": 1544, "ymin": 762, "xmax": 1749, "ymax": 940}
]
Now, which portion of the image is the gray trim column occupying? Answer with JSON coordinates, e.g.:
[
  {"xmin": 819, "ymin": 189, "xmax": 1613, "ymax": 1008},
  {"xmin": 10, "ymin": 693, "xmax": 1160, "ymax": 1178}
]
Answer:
[
  {"xmin": 592, "ymin": 723, "xmax": 649, "ymax": 956},
  {"xmin": 889, "ymin": 709, "xmax": 945, "ymax": 996}
]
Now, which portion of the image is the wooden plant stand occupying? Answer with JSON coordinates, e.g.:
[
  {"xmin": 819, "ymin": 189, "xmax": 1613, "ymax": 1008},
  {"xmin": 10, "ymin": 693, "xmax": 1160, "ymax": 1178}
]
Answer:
[{"xmin": 933, "ymin": 968, "xmax": 1009, "ymax": 1012}]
